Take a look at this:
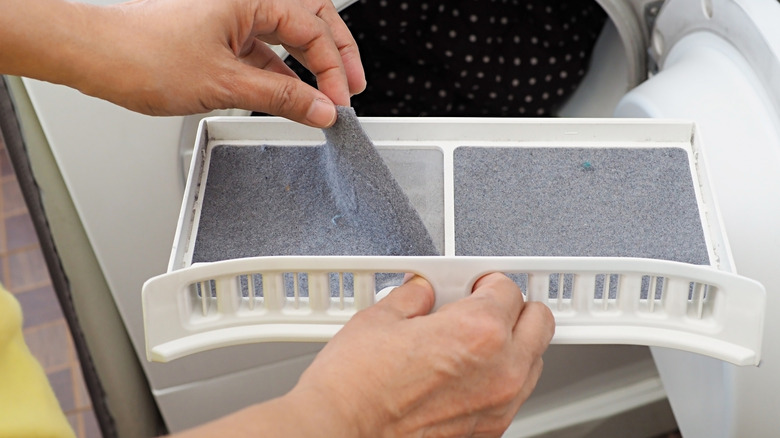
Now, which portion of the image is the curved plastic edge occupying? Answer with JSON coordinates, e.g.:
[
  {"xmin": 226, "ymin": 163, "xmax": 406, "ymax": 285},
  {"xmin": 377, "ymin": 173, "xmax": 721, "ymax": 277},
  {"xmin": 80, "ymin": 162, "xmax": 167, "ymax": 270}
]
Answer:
[
  {"xmin": 149, "ymin": 324, "xmax": 342, "ymax": 363},
  {"xmin": 150, "ymin": 324, "xmax": 756, "ymax": 366},
  {"xmin": 143, "ymin": 256, "xmax": 765, "ymax": 365},
  {"xmin": 553, "ymin": 326, "xmax": 756, "ymax": 366}
]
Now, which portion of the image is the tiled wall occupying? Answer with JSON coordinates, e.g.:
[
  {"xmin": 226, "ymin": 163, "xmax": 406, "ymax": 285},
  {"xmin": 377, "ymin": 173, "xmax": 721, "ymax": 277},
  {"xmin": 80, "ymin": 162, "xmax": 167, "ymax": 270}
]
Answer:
[{"xmin": 1, "ymin": 135, "xmax": 101, "ymax": 437}]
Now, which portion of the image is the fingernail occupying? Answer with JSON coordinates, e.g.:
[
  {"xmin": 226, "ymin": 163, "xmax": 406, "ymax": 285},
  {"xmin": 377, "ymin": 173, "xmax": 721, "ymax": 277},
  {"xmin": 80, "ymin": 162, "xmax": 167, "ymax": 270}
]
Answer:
[
  {"xmin": 306, "ymin": 98, "xmax": 337, "ymax": 127},
  {"xmin": 405, "ymin": 275, "xmax": 431, "ymax": 289}
]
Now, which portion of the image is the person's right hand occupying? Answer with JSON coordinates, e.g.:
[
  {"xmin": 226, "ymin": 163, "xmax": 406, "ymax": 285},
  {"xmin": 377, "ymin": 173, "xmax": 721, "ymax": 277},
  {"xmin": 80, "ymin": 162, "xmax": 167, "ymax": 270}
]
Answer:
[
  {"xmin": 85, "ymin": 0, "xmax": 366, "ymax": 125},
  {"xmin": 2, "ymin": 0, "xmax": 366, "ymax": 127},
  {"xmin": 290, "ymin": 272, "xmax": 555, "ymax": 437}
]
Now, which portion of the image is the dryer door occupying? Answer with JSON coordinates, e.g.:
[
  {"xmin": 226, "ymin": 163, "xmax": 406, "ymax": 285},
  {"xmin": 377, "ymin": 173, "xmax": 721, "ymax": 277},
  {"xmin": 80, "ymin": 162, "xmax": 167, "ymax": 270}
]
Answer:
[{"xmin": 615, "ymin": 1, "xmax": 780, "ymax": 437}]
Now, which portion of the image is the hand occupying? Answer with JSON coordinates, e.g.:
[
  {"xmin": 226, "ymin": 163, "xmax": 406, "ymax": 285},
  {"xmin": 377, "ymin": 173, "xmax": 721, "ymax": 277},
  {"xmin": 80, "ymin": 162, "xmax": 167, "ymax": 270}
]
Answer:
[
  {"xmin": 290, "ymin": 273, "xmax": 555, "ymax": 437},
  {"xmin": 1, "ymin": 0, "xmax": 365, "ymax": 127},
  {"xmin": 95, "ymin": 0, "xmax": 366, "ymax": 125},
  {"xmin": 170, "ymin": 273, "xmax": 554, "ymax": 438}
]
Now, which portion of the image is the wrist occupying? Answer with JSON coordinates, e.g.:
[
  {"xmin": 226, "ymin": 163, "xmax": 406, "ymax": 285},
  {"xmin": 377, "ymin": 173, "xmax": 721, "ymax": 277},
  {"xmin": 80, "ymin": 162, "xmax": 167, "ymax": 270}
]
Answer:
[
  {"xmin": 61, "ymin": 2, "xmax": 135, "ymax": 104},
  {"xmin": 278, "ymin": 384, "xmax": 366, "ymax": 438}
]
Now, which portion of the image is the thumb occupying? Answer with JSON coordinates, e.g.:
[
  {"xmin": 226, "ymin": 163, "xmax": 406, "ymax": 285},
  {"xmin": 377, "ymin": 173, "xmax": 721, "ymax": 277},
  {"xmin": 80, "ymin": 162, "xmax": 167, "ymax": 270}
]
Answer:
[
  {"xmin": 228, "ymin": 64, "xmax": 338, "ymax": 128},
  {"xmin": 376, "ymin": 275, "xmax": 436, "ymax": 319}
]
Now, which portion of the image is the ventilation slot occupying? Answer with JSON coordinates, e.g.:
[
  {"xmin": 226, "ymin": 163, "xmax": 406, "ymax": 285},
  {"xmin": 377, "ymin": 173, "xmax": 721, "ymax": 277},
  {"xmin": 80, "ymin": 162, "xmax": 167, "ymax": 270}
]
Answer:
[
  {"xmin": 191, "ymin": 279, "xmax": 217, "ymax": 317},
  {"xmin": 687, "ymin": 282, "xmax": 712, "ymax": 319},
  {"xmin": 639, "ymin": 275, "xmax": 665, "ymax": 312},
  {"xmin": 593, "ymin": 274, "xmax": 620, "ymax": 311},
  {"xmin": 238, "ymin": 274, "xmax": 264, "ymax": 311},
  {"xmin": 282, "ymin": 272, "xmax": 309, "ymax": 309},
  {"xmin": 548, "ymin": 273, "xmax": 573, "ymax": 310},
  {"xmin": 329, "ymin": 272, "xmax": 355, "ymax": 310}
]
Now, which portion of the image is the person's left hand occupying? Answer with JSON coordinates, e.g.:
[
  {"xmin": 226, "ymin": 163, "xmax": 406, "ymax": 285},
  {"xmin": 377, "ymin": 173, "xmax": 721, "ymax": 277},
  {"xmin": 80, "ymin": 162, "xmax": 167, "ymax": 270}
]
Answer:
[
  {"xmin": 289, "ymin": 273, "xmax": 555, "ymax": 437},
  {"xmin": 73, "ymin": 0, "xmax": 366, "ymax": 126},
  {"xmin": 170, "ymin": 273, "xmax": 554, "ymax": 438}
]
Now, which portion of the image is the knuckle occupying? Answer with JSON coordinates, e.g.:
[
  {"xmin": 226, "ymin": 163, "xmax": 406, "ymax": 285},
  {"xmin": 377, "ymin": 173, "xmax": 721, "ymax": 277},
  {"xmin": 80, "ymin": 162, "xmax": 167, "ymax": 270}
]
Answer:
[
  {"xmin": 354, "ymin": 301, "xmax": 400, "ymax": 324},
  {"xmin": 493, "ymin": 380, "xmax": 521, "ymax": 406},
  {"xmin": 268, "ymin": 79, "xmax": 300, "ymax": 115},
  {"xmin": 213, "ymin": 80, "xmax": 237, "ymax": 110},
  {"xmin": 487, "ymin": 356, "xmax": 543, "ymax": 409},
  {"xmin": 476, "ymin": 410, "xmax": 516, "ymax": 437},
  {"xmin": 504, "ymin": 368, "xmax": 530, "ymax": 398},
  {"xmin": 533, "ymin": 300, "xmax": 555, "ymax": 322},
  {"xmin": 338, "ymin": 39, "xmax": 361, "ymax": 59},
  {"xmin": 496, "ymin": 410, "xmax": 519, "ymax": 433},
  {"xmin": 351, "ymin": 305, "xmax": 380, "ymax": 324},
  {"xmin": 529, "ymin": 302, "xmax": 556, "ymax": 339},
  {"xmin": 457, "ymin": 315, "xmax": 509, "ymax": 358},
  {"xmin": 204, "ymin": 69, "xmax": 244, "ymax": 111},
  {"xmin": 466, "ymin": 307, "xmax": 510, "ymax": 342}
]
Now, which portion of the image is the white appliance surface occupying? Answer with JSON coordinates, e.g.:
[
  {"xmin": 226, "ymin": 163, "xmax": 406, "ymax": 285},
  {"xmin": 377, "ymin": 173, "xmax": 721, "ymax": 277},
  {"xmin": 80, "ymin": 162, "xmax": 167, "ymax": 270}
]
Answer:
[{"xmin": 615, "ymin": 0, "xmax": 780, "ymax": 436}]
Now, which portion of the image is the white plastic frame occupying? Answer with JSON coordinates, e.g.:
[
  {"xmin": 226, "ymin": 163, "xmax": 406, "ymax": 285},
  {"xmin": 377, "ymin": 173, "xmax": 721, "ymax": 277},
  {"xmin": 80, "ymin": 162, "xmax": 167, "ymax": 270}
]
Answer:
[
  {"xmin": 144, "ymin": 255, "xmax": 764, "ymax": 365},
  {"xmin": 143, "ymin": 117, "xmax": 766, "ymax": 366}
]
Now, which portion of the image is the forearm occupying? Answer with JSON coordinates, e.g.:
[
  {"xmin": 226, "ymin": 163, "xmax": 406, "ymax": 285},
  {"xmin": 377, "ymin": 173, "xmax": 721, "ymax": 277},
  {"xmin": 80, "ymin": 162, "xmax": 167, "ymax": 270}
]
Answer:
[
  {"xmin": 0, "ymin": 0, "xmax": 222, "ymax": 114},
  {"xmin": 0, "ymin": 0, "xmax": 101, "ymax": 89},
  {"xmin": 169, "ymin": 387, "xmax": 360, "ymax": 438}
]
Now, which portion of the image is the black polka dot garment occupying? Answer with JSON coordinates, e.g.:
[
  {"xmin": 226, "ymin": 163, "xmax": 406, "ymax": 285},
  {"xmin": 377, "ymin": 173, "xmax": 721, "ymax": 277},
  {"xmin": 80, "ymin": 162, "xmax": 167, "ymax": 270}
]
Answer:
[{"xmin": 286, "ymin": 0, "xmax": 607, "ymax": 117}]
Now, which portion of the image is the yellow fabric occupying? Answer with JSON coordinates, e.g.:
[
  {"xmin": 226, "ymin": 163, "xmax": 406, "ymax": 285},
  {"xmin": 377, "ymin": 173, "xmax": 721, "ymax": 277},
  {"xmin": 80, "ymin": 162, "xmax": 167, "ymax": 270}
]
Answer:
[{"xmin": 0, "ymin": 284, "xmax": 76, "ymax": 438}]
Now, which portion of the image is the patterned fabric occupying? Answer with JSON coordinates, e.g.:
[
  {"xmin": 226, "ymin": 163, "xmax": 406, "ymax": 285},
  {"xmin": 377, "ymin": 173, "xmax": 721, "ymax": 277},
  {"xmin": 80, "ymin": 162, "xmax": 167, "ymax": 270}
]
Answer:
[{"xmin": 288, "ymin": 0, "xmax": 607, "ymax": 116}]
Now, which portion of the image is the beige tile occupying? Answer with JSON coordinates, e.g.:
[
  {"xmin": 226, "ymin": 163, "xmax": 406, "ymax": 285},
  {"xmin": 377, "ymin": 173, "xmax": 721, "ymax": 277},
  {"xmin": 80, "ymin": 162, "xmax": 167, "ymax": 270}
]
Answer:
[
  {"xmin": 23, "ymin": 321, "xmax": 73, "ymax": 371},
  {"xmin": 2, "ymin": 178, "xmax": 27, "ymax": 216},
  {"xmin": 15, "ymin": 283, "xmax": 63, "ymax": 328},
  {"xmin": 49, "ymin": 366, "xmax": 76, "ymax": 413},
  {"xmin": 0, "ymin": 144, "xmax": 15, "ymax": 178},
  {"xmin": 82, "ymin": 410, "xmax": 103, "ymax": 438},
  {"xmin": 5, "ymin": 212, "xmax": 38, "ymax": 251},
  {"xmin": 7, "ymin": 247, "xmax": 49, "ymax": 291},
  {"xmin": 73, "ymin": 362, "xmax": 93, "ymax": 411}
]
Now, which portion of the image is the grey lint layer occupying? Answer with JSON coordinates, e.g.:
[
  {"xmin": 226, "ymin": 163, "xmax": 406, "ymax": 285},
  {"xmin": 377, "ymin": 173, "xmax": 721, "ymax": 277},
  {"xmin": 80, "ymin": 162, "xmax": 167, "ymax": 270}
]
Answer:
[
  {"xmin": 453, "ymin": 147, "xmax": 710, "ymax": 265},
  {"xmin": 321, "ymin": 106, "xmax": 438, "ymax": 255},
  {"xmin": 191, "ymin": 107, "xmax": 438, "ymax": 267}
]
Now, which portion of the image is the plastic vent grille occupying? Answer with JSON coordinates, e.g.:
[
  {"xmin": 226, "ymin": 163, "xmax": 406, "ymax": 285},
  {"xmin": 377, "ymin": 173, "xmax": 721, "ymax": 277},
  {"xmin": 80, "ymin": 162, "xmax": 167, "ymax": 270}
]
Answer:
[{"xmin": 143, "ymin": 256, "xmax": 764, "ymax": 365}]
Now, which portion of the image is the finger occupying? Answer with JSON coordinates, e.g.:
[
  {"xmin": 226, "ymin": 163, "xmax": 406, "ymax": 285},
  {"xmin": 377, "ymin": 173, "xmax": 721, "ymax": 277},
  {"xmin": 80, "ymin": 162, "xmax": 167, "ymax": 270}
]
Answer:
[
  {"xmin": 512, "ymin": 302, "xmax": 555, "ymax": 357},
  {"xmin": 227, "ymin": 63, "xmax": 337, "ymax": 127},
  {"xmin": 254, "ymin": 0, "xmax": 350, "ymax": 105},
  {"xmin": 283, "ymin": 44, "xmax": 351, "ymax": 105},
  {"xmin": 338, "ymin": 40, "xmax": 367, "ymax": 96},
  {"xmin": 376, "ymin": 275, "xmax": 436, "ymax": 319},
  {"xmin": 471, "ymin": 357, "xmax": 545, "ymax": 436},
  {"xmin": 508, "ymin": 357, "xmax": 545, "ymax": 415},
  {"xmin": 468, "ymin": 273, "xmax": 526, "ymax": 327},
  {"xmin": 303, "ymin": 0, "xmax": 366, "ymax": 95},
  {"xmin": 239, "ymin": 38, "xmax": 300, "ymax": 79}
]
